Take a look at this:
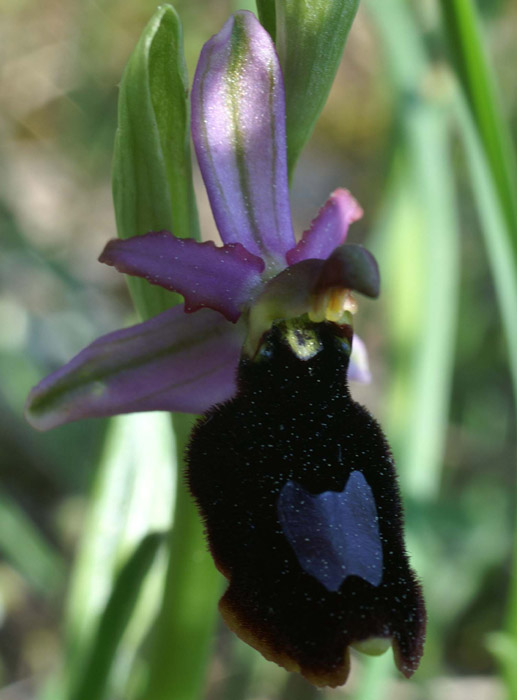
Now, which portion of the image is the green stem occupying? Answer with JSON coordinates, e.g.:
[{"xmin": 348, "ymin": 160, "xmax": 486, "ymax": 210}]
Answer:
[{"xmin": 142, "ymin": 413, "xmax": 222, "ymax": 700}]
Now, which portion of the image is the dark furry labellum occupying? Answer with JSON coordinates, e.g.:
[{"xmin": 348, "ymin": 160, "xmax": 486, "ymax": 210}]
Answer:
[{"xmin": 187, "ymin": 320, "xmax": 426, "ymax": 687}]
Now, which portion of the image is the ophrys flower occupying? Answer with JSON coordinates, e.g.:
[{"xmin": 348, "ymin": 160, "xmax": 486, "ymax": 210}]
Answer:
[{"xmin": 25, "ymin": 10, "xmax": 426, "ymax": 688}]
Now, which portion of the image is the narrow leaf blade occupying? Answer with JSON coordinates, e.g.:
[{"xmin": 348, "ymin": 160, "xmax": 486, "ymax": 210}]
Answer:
[
  {"xmin": 113, "ymin": 5, "xmax": 199, "ymax": 318},
  {"xmin": 69, "ymin": 533, "xmax": 164, "ymax": 700},
  {"xmin": 275, "ymin": 0, "xmax": 360, "ymax": 174}
]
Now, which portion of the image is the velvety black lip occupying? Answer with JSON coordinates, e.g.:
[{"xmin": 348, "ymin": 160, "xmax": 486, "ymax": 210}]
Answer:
[{"xmin": 187, "ymin": 321, "xmax": 426, "ymax": 687}]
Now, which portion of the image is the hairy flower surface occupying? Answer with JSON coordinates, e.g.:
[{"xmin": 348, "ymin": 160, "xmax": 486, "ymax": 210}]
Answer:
[{"xmin": 25, "ymin": 10, "xmax": 426, "ymax": 687}]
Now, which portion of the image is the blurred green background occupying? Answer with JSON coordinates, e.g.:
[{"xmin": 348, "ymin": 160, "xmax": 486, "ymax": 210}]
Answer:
[{"xmin": 1, "ymin": 0, "xmax": 516, "ymax": 698}]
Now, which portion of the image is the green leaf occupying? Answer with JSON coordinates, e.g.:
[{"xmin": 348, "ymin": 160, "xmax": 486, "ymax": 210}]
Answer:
[
  {"xmin": 111, "ymin": 10, "xmax": 221, "ymax": 700},
  {"xmin": 452, "ymin": 92, "xmax": 517, "ymax": 695},
  {"xmin": 361, "ymin": 0, "xmax": 460, "ymax": 686},
  {"xmin": 274, "ymin": 0, "xmax": 360, "ymax": 175},
  {"xmin": 112, "ymin": 4, "xmax": 199, "ymax": 319},
  {"xmin": 141, "ymin": 414, "xmax": 222, "ymax": 700},
  {"xmin": 438, "ymin": 0, "xmax": 517, "ymax": 248},
  {"xmin": 63, "ymin": 412, "xmax": 175, "ymax": 698},
  {"xmin": 453, "ymin": 93, "xmax": 517, "ymax": 414},
  {"xmin": 366, "ymin": 0, "xmax": 459, "ymax": 501},
  {"xmin": 256, "ymin": 0, "xmax": 276, "ymax": 39},
  {"xmin": 69, "ymin": 533, "xmax": 164, "ymax": 700}
]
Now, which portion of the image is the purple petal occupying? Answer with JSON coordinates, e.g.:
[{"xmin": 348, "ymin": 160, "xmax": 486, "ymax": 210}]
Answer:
[
  {"xmin": 286, "ymin": 190, "xmax": 363, "ymax": 265},
  {"xmin": 26, "ymin": 306, "xmax": 244, "ymax": 430},
  {"xmin": 99, "ymin": 232, "xmax": 264, "ymax": 322},
  {"xmin": 349, "ymin": 334, "xmax": 371, "ymax": 384},
  {"xmin": 191, "ymin": 11, "xmax": 295, "ymax": 266}
]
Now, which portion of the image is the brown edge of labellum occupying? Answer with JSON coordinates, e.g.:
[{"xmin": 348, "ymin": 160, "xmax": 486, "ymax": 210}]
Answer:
[{"xmin": 219, "ymin": 595, "xmax": 352, "ymax": 688}]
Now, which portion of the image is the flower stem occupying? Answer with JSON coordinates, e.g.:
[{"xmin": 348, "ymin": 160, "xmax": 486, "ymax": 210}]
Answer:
[{"xmin": 142, "ymin": 413, "xmax": 222, "ymax": 700}]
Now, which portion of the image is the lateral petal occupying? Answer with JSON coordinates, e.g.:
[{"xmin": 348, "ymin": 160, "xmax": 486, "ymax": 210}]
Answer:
[
  {"xmin": 100, "ymin": 232, "xmax": 264, "ymax": 322},
  {"xmin": 26, "ymin": 306, "xmax": 244, "ymax": 430},
  {"xmin": 286, "ymin": 189, "xmax": 363, "ymax": 265},
  {"xmin": 191, "ymin": 11, "xmax": 295, "ymax": 266}
]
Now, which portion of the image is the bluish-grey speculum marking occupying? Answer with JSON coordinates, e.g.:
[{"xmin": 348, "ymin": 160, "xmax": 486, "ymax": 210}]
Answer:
[{"xmin": 277, "ymin": 470, "xmax": 383, "ymax": 592}]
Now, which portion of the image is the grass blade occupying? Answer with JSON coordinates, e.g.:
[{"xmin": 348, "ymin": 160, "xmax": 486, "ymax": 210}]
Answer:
[
  {"xmin": 452, "ymin": 90, "xmax": 517, "ymax": 697},
  {"xmin": 69, "ymin": 533, "xmax": 164, "ymax": 700},
  {"xmin": 113, "ymin": 5, "xmax": 199, "ymax": 318},
  {"xmin": 439, "ymin": 0, "xmax": 517, "ymax": 246},
  {"xmin": 63, "ymin": 412, "xmax": 174, "ymax": 697},
  {"xmin": 366, "ymin": 0, "xmax": 460, "ymax": 499},
  {"xmin": 141, "ymin": 413, "xmax": 222, "ymax": 700},
  {"xmin": 363, "ymin": 0, "xmax": 460, "ymax": 686}
]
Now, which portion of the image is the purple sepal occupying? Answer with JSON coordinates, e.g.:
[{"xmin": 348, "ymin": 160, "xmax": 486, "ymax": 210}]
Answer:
[
  {"xmin": 286, "ymin": 190, "xmax": 363, "ymax": 265},
  {"xmin": 99, "ymin": 232, "xmax": 265, "ymax": 322},
  {"xmin": 25, "ymin": 306, "xmax": 244, "ymax": 430},
  {"xmin": 191, "ymin": 11, "xmax": 295, "ymax": 266}
]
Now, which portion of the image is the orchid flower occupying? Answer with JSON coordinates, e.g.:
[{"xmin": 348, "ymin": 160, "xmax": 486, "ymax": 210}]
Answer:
[
  {"xmin": 26, "ymin": 13, "xmax": 369, "ymax": 432},
  {"xmin": 26, "ymin": 10, "xmax": 425, "ymax": 688}
]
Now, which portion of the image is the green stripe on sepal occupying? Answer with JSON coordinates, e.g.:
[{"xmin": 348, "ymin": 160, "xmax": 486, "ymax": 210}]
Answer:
[
  {"xmin": 274, "ymin": 0, "xmax": 360, "ymax": 176},
  {"xmin": 112, "ymin": 4, "xmax": 200, "ymax": 320}
]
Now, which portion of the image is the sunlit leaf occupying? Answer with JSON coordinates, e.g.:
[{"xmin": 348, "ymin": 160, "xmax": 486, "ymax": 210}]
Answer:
[
  {"xmin": 274, "ymin": 0, "xmax": 360, "ymax": 175},
  {"xmin": 69, "ymin": 533, "xmax": 164, "ymax": 700},
  {"xmin": 63, "ymin": 412, "xmax": 175, "ymax": 697},
  {"xmin": 113, "ymin": 4, "xmax": 199, "ymax": 318},
  {"xmin": 439, "ymin": 0, "xmax": 517, "ymax": 245}
]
